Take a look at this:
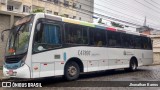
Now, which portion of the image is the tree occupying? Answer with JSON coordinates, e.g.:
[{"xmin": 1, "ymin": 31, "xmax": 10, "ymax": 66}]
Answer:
[
  {"xmin": 60, "ymin": 14, "xmax": 65, "ymax": 17},
  {"xmin": 98, "ymin": 18, "xmax": 105, "ymax": 24},
  {"xmin": 111, "ymin": 21, "xmax": 124, "ymax": 28},
  {"xmin": 32, "ymin": 8, "xmax": 44, "ymax": 13}
]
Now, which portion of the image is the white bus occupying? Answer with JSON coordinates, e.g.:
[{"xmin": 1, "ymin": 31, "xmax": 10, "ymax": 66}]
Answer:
[{"xmin": 1, "ymin": 13, "xmax": 153, "ymax": 80}]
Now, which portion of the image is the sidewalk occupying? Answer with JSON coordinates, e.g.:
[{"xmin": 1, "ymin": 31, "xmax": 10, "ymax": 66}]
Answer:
[
  {"xmin": 0, "ymin": 69, "xmax": 3, "ymax": 81},
  {"xmin": 153, "ymin": 61, "xmax": 160, "ymax": 65},
  {"xmin": 0, "ymin": 68, "xmax": 9, "ymax": 82}
]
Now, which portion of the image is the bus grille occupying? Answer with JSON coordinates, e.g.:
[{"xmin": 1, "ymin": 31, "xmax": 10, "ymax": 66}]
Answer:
[{"xmin": 5, "ymin": 57, "xmax": 22, "ymax": 64}]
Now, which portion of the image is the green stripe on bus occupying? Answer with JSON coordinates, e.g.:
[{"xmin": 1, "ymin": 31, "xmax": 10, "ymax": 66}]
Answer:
[{"xmin": 80, "ymin": 22, "xmax": 95, "ymax": 27}]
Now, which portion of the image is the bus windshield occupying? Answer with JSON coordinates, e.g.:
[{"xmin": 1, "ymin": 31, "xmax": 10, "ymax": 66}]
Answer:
[{"xmin": 5, "ymin": 15, "xmax": 34, "ymax": 56}]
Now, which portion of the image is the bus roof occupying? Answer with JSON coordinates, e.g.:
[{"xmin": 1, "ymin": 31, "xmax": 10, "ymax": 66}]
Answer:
[{"xmin": 34, "ymin": 13, "xmax": 149, "ymax": 37}]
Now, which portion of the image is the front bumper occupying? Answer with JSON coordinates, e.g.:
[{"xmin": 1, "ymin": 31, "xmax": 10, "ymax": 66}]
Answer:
[{"xmin": 3, "ymin": 64, "xmax": 30, "ymax": 78}]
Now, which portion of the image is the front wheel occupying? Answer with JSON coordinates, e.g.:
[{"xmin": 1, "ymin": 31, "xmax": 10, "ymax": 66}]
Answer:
[{"xmin": 64, "ymin": 61, "xmax": 80, "ymax": 81}]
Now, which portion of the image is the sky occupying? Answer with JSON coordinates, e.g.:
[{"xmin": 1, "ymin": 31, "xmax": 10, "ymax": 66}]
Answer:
[{"xmin": 94, "ymin": 0, "xmax": 160, "ymax": 31}]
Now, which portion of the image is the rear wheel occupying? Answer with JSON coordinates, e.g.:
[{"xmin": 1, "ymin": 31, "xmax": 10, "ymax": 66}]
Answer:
[
  {"xmin": 130, "ymin": 60, "xmax": 137, "ymax": 71},
  {"xmin": 64, "ymin": 61, "xmax": 80, "ymax": 81},
  {"xmin": 125, "ymin": 59, "xmax": 138, "ymax": 72}
]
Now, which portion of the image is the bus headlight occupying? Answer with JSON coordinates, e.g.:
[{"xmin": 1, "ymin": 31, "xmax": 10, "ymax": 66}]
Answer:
[
  {"xmin": 20, "ymin": 55, "xmax": 26, "ymax": 67},
  {"xmin": 21, "ymin": 61, "xmax": 25, "ymax": 67}
]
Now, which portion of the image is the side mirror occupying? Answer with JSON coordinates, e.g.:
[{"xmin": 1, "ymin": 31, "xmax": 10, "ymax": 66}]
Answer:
[{"xmin": 1, "ymin": 29, "xmax": 10, "ymax": 42}]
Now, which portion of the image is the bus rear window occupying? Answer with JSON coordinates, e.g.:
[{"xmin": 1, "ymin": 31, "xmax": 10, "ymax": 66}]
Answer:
[{"xmin": 141, "ymin": 37, "xmax": 152, "ymax": 50}]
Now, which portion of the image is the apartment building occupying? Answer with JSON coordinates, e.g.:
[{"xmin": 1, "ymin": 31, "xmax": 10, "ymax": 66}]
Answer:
[{"xmin": 0, "ymin": 0, "xmax": 94, "ymax": 22}]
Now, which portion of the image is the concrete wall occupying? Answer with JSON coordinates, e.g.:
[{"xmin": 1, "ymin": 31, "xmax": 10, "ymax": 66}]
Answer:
[
  {"xmin": 0, "ymin": 14, "xmax": 10, "ymax": 66},
  {"xmin": 1, "ymin": 0, "xmax": 94, "ymax": 23},
  {"xmin": 153, "ymin": 53, "xmax": 160, "ymax": 64},
  {"xmin": 77, "ymin": 0, "xmax": 94, "ymax": 22},
  {"xmin": 151, "ymin": 35, "xmax": 160, "ymax": 64}
]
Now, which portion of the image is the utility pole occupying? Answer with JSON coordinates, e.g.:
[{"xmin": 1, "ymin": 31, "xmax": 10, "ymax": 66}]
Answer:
[
  {"xmin": 143, "ymin": 16, "xmax": 147, "ymax": 26},
  {"xmin": 136, "ymin": 16, "xmax": 153, "ymax": 34}
]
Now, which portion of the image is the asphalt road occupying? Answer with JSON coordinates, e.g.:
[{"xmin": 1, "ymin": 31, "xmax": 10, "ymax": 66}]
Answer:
[{"xmin": 1, "ymin": 65, "xmax": 160, "ymax": 90}]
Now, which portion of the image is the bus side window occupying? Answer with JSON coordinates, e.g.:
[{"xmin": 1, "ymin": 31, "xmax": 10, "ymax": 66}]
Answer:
[
  {"xmin": 148, "ymin": 38, "xmax": 152, "ymax": 50},
  {"xmin": 121, "ymin": 33, "xmax": 127, "ymax": 48},
  {"xmin": 89, "ymin": 28, "xmax": 106, "ymax": 47},
  {"xmin": 107, "ymin": 31, "xmax": 121, "ymax": 47},
  {"xmin": 65, "ymin": 23, "xmax": 88, "ymax": 45},
  {"xmin": 141, "ymin": 37, "xmax": 152, "ymax": 50},
  {"xmin": 33, "ymin": 22, "xmax": 62, "ymax": 52},
  {"xmin": 133, "ymin": 36, "xmax": 141, "ymax": 49}
]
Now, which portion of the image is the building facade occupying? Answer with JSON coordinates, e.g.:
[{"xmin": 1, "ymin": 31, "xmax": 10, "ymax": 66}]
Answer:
[
  {"xmin": 136, "ymin": 25, "xmax": 160, "ymax": 64},
  {"xmin": 0, "ymin": 0, "xmax": 94, "ymax": 66},
  {"xmin": 151, "ymin": 35, "xmax": 160, "ymax": 64},
  {"xmin": 0, "ymin": 0, "xmax": 94, "ymax": 22}
]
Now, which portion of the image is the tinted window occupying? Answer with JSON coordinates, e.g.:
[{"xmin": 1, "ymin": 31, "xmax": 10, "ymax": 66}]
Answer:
[
  {"xmin": 133, "ymin": 35, "xmax": 141, "ymax": 49},
  {"xmin": 89, "ymin": 28, "xmax": 106, "ymax": 47},
  {"xmin": 107, "ymin": 31, "xmax": 121, "ymax": 47},
  {"xmin": 121, "ymin": 33, "xmax": 134, "ymax": 48},
  {"xmin": 34, "ymin": 23, "xmax": 61, "ymax": 52},
  {"xmin": 141, "ymin": 37, "xmax": 152, "ymax": 50},
  {"xmin": 148, "ymin": 38, "xmax": 153, "ymax": 50},
  {"xmin": 65, "ymin": 23, "xmax": 88, "ymax": 44}
]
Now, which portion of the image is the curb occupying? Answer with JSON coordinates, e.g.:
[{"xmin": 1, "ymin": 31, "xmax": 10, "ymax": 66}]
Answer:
[
  {"xmin": 0, "ymin": 77, "xmax": 10, "ymax": 82},
  {"xmin": 151, "ymin": 63, "xmax": 160, "ymax": 66},
  {"xmin": 145, "ymin": 64, "xmax": 160, "ymax": 66}
]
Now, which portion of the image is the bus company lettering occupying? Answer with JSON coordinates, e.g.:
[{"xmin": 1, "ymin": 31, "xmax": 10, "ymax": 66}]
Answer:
[{"xmin": 78, "ymin": 50, "xmax": 91, "ymax": 56}]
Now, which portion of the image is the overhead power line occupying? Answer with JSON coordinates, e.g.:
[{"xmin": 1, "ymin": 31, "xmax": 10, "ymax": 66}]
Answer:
[
  {"xmin": 150, "ymin": 0, "xmax": 160, "ymax": 6},
  {"xmin": 75, "ymin": 0, "xmax": 160, "ymax": 28},
  {"xmin": 144, "ymin": 0, "xmax": 160, "ymax": 10},
  {"xmin": 134, "ymin": 0, "xmax": 160, "ymax": 14},
  {"xmin": 98, "ymin": 0, "xmax": 160, "ymax": 24},
  {"xmin": 42, "ymin": 0, "xmax": 142, "ymax": 26},
  {"xmin": 41, "ymin": 0, "xmax": 160, "ymax": 30}
]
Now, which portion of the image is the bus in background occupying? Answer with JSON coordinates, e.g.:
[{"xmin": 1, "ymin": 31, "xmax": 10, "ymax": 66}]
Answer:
[{"xmin": 1, "ymin": 13, "xmax": 153, "ymax": 80}]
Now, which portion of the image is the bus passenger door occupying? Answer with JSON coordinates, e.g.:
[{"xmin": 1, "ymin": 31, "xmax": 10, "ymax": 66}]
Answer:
[{"xmin": 31, "ymin": 18, "xmax": 63, "ymax": 78}]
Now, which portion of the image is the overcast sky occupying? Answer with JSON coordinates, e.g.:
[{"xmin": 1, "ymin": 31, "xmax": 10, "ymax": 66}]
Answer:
[{"xmin": 94, "ymin": 0, "xmax": 160, "ymax": 30}]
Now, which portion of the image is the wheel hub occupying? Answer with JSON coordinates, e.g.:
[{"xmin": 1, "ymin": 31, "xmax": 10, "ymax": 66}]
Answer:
[
  {"xmin": 131, "ymin": 62, "xmax": 136, "ymax": 70},
  {"xmin": 68, "ymin": 66, "xmax": 77, "ymax": 77}
]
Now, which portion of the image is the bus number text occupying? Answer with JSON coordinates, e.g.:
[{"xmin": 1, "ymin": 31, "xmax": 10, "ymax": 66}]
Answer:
[{"xmin": 78, "ymin": 50, "xmax": 91, "ymax": 56}]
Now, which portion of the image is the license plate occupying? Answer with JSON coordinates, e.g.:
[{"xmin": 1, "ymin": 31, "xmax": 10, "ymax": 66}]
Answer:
[
  {"xmin": 7, "ymin": 70, "xmax": 16, "ymax": 76},
  {"xmin": 8, "ymin": 70, "xmax": 13, "ymax": 75}
]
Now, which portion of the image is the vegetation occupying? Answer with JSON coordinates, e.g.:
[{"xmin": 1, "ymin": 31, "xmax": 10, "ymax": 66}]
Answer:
[
  {"xmin": 98, "ymin": 18, "xmax": 105, "ymax": 24},
  {"xmin": 111, "ymin": 21, "xmax": 124, "ymax": 28},
  {"xmin": 0, "ymin": 66, "xmax": 2, "ymax": 70},
  {"xmin": 32, "ymin": 8, "xmax": 44, "ymax": 13},
  {"xmin": 60, "ymin": 14, "xmax": 65, "ymax": 17}
]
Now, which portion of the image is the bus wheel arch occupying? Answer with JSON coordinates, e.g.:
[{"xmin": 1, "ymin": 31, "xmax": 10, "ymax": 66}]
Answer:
[
  {"xmin": 65, "ymin": 57, "xmax": 84, "ymax": 72},
  {"xmin": 130, "ymin": 56, "xmax": 138, "ymax": 67},
  {"xmin": 64, "ymin": 57, "xmax": 84, "ymax": 80},
  {"xmin": 125, "ymin": 56, "xmax": 138, "ymax": 72},
  {"xmin": 129, "ymin": 56, "xmax": 138, "ymax": 71}
]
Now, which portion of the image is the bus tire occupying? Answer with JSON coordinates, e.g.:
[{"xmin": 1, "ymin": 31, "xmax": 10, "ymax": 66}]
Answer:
[
  {"xmin": 64, "ymin": 61, "xmax": 80, "ymax": 81},
  {"xmin": 125, "ymin": 58, "xmax": 138, "ymax": 72},
  {"xmin": 129, "ymin": 59, "xmax": 138, "ymax": 71}
]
